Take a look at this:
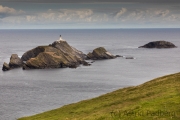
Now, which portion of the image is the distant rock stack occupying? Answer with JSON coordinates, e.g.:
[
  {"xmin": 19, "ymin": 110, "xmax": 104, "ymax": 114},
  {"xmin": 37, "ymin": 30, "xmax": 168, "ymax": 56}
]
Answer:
[
  {"xmin": 9, "ymin": 54, "xmax": 23, "ymax": 68},
  {"xmin": 139, "ymin": 41, "xmax": 177, "ymax": 48},
  {"xmin": 2, "ymin": 54, "xmax": 23, "ymax": 71}
]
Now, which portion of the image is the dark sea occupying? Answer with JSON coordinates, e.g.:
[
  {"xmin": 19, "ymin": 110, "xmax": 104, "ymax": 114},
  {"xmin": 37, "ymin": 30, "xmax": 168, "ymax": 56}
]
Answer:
[{"xmin": 0, "ymin": 29, "xmax": 180, "ymax": 120}]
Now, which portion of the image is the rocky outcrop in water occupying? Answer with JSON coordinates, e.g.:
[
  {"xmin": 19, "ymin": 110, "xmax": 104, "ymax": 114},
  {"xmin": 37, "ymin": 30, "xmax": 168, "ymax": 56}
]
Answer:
[
  {"xmin": 115, "ymin": 55, "xmax": 123, "ymax": 57},
  {"xmin": 22, "ymin": 40, "xmax": 86, "ymax": 69},
  {"xmin": 82, "ymin": 61, "xmax": 91, "ymax": 66},
  {"xmin": 2, "ymin": 54, "xmax": 23, "ymax": 71},
  {"xmin": 138, "ymin": 41, "xmax": 177, "ymax": 48},
  {"xmin": 126, "ymin": 57, "xmax": 135, "ymax": 59},
  {"xmin": 9, "ymin": 54, "xmax": 23, "ymax": 68},
  {"xmin": 2, "ymin": 62, "xmax": 10, "ymax": 71},
  {"xmin": 86, "ymin": 47, "xmax": 116, "ymax": 60},
  {"xmin": 2, "ymin": 40, "xmax": 117, "ymax": 71}
]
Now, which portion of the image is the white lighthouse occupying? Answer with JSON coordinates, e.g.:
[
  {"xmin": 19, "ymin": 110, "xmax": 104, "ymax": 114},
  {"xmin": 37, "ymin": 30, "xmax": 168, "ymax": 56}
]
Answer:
[
  {"xmin": 59, "ymin": 35, "xmax": 63, "ymax": 40},
  {"xmin": 56, "ymin": 35, "xmax": 65, "ymax": 43}
]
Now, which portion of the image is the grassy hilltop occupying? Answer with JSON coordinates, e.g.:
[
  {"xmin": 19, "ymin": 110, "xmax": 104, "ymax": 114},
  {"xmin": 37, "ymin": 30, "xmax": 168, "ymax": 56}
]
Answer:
[{"xmin": 18, "ymin": 73, "xmax": 180, "ymax": 120}]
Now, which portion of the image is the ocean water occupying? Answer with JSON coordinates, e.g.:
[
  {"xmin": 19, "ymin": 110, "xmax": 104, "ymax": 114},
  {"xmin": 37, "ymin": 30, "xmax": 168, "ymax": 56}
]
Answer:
[{"xmin": 0, "ymin": 29, "xmax": 180, "ymax": 120}]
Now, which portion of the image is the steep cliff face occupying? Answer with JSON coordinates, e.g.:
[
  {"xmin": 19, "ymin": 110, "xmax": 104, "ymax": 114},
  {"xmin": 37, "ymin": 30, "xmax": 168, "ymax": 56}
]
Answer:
[
  {"xmin": 139, "ymin": 41, "xmax": 177, "ymax": 48},
  {"xmin": 22, "ymin": 40, "xmax": 86, "ymax": 69},
  {"xmin": 87, "ymin": 47, "xmax": 116, "ymax": 60}
]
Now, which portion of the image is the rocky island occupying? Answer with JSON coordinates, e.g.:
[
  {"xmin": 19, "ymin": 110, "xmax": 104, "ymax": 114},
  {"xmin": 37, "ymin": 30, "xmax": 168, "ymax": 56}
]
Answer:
[
  {"xmin": 138, "ymin": 40, "xmax": 177, "ymax": 48},
  {"xmin": 86, "ymin": 47, "xmax": 115, "ymax": 60},
  {"xmin": 22, "ymin": 40, "xmax": 86, "ymax": 69},
  {"xmin": 2, "ymin": 40, "xmax": 116, "ymax": 71}
]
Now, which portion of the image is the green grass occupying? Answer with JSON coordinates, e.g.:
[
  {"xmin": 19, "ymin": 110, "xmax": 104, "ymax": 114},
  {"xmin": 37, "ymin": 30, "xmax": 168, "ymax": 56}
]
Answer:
[{"xmin": 18, "ymin": 73, "xmax": 180, "ymax": 120}]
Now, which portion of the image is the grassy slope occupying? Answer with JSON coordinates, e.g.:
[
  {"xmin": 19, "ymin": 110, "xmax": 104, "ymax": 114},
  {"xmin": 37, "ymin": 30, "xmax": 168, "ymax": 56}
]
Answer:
[{"xmin": 18, "ymin": 73, "xmax": 180, "ymax": 120}]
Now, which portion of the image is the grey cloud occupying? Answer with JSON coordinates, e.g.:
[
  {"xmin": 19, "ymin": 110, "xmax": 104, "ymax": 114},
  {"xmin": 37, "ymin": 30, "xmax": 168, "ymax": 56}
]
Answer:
[
  {"xmin": 0, "ymin": 0, "xmax": 180, "ymax": 3},
  {"xmin": 170, "ymin": 5, "xmax": 180, "ymax": 11},
  {"xmin": 0, "ymin": 5, "xmax": 25, "ymax": 18}
]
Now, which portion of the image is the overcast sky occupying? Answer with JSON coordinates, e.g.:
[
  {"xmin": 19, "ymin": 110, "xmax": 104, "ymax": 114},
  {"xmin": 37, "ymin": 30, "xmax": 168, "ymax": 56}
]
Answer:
[{"xmin": 0, "ymin": 0, "xmax": 180, "ymax": 29}]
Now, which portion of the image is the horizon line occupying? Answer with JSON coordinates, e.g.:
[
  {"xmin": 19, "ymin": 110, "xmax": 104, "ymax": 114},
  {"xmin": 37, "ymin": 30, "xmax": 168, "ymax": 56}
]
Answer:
[{"xmin": 1, "ymin": 27, "xmax": 180, "ymax": 30}]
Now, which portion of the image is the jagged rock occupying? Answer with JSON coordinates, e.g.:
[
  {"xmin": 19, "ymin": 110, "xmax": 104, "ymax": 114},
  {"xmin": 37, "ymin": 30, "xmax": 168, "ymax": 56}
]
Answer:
[
  {"xmin": 21, "ymin": 46, "xmax": 59, "ymax": 61},
  {"xmin": 69, "ymin": 63, "xmax": 78, "ymax": 68},
  {"xmin": 87, "ymin": 52, "xmax": 95, "ymax": 60},
  {"xmin": 82, "ymin": 61, "xmax": 91, "ymax": 66},
  {"xmin": 91, "ymin": 61, "xmax": 95, "ymax": 63},
  {"xmin": 22, "ymin": 64, "xmax": 30, "ymax": 70},
  {"xmin": 116, "ymin": 55, "xmax": 123, "ymax": 57},
  {"xmin": 2, "ymin": 62, "xmax": 10, "ymax": 71},
  {"xmin": 125, "ymin": 57, "xmax": 134, "ymax": 59},
  {"xmin": 25, "ymin": 52, "xmax": 68, "ymax": 69},
  {"xmin": 87, "ymin": 47, "xmax": 115, "ymax": 60},
  {"xmin": 9, "ymin": 54, "xmax": 23, "ymax": 68},
  {"xmin": 2, "ymin": 54, "xmax": 23, "ymax": 71},
  {"xmin": 52, "ymin": 40, "xmax": 86, "ymax": 60},
  {"xmin": 22, "ymin": 40, "xmax": 86, "ymax": 69},
  {"xmin": 139, "ymin": 41, "xmax": 177, "ymax": 48}
]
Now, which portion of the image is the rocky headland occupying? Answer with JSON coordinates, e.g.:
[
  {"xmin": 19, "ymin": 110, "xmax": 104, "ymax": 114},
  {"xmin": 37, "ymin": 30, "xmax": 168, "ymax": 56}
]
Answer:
[
  {"xmin": 2, "ymin": 40, "xmax": 116, "ymax": 71},
  {"xmin": 138, "ymin": 40, "xmax": 177, "ymax": 48}
]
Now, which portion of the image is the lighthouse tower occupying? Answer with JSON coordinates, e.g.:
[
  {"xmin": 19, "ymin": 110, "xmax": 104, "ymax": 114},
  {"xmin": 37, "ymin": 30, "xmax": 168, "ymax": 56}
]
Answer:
[
  {"xmin": 59, "ymin": 35, "xmax": 63, "ymax": 40},
  {"xmin": 56, "ymin": 35, "xmax": 65, "ymax": 43}
]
